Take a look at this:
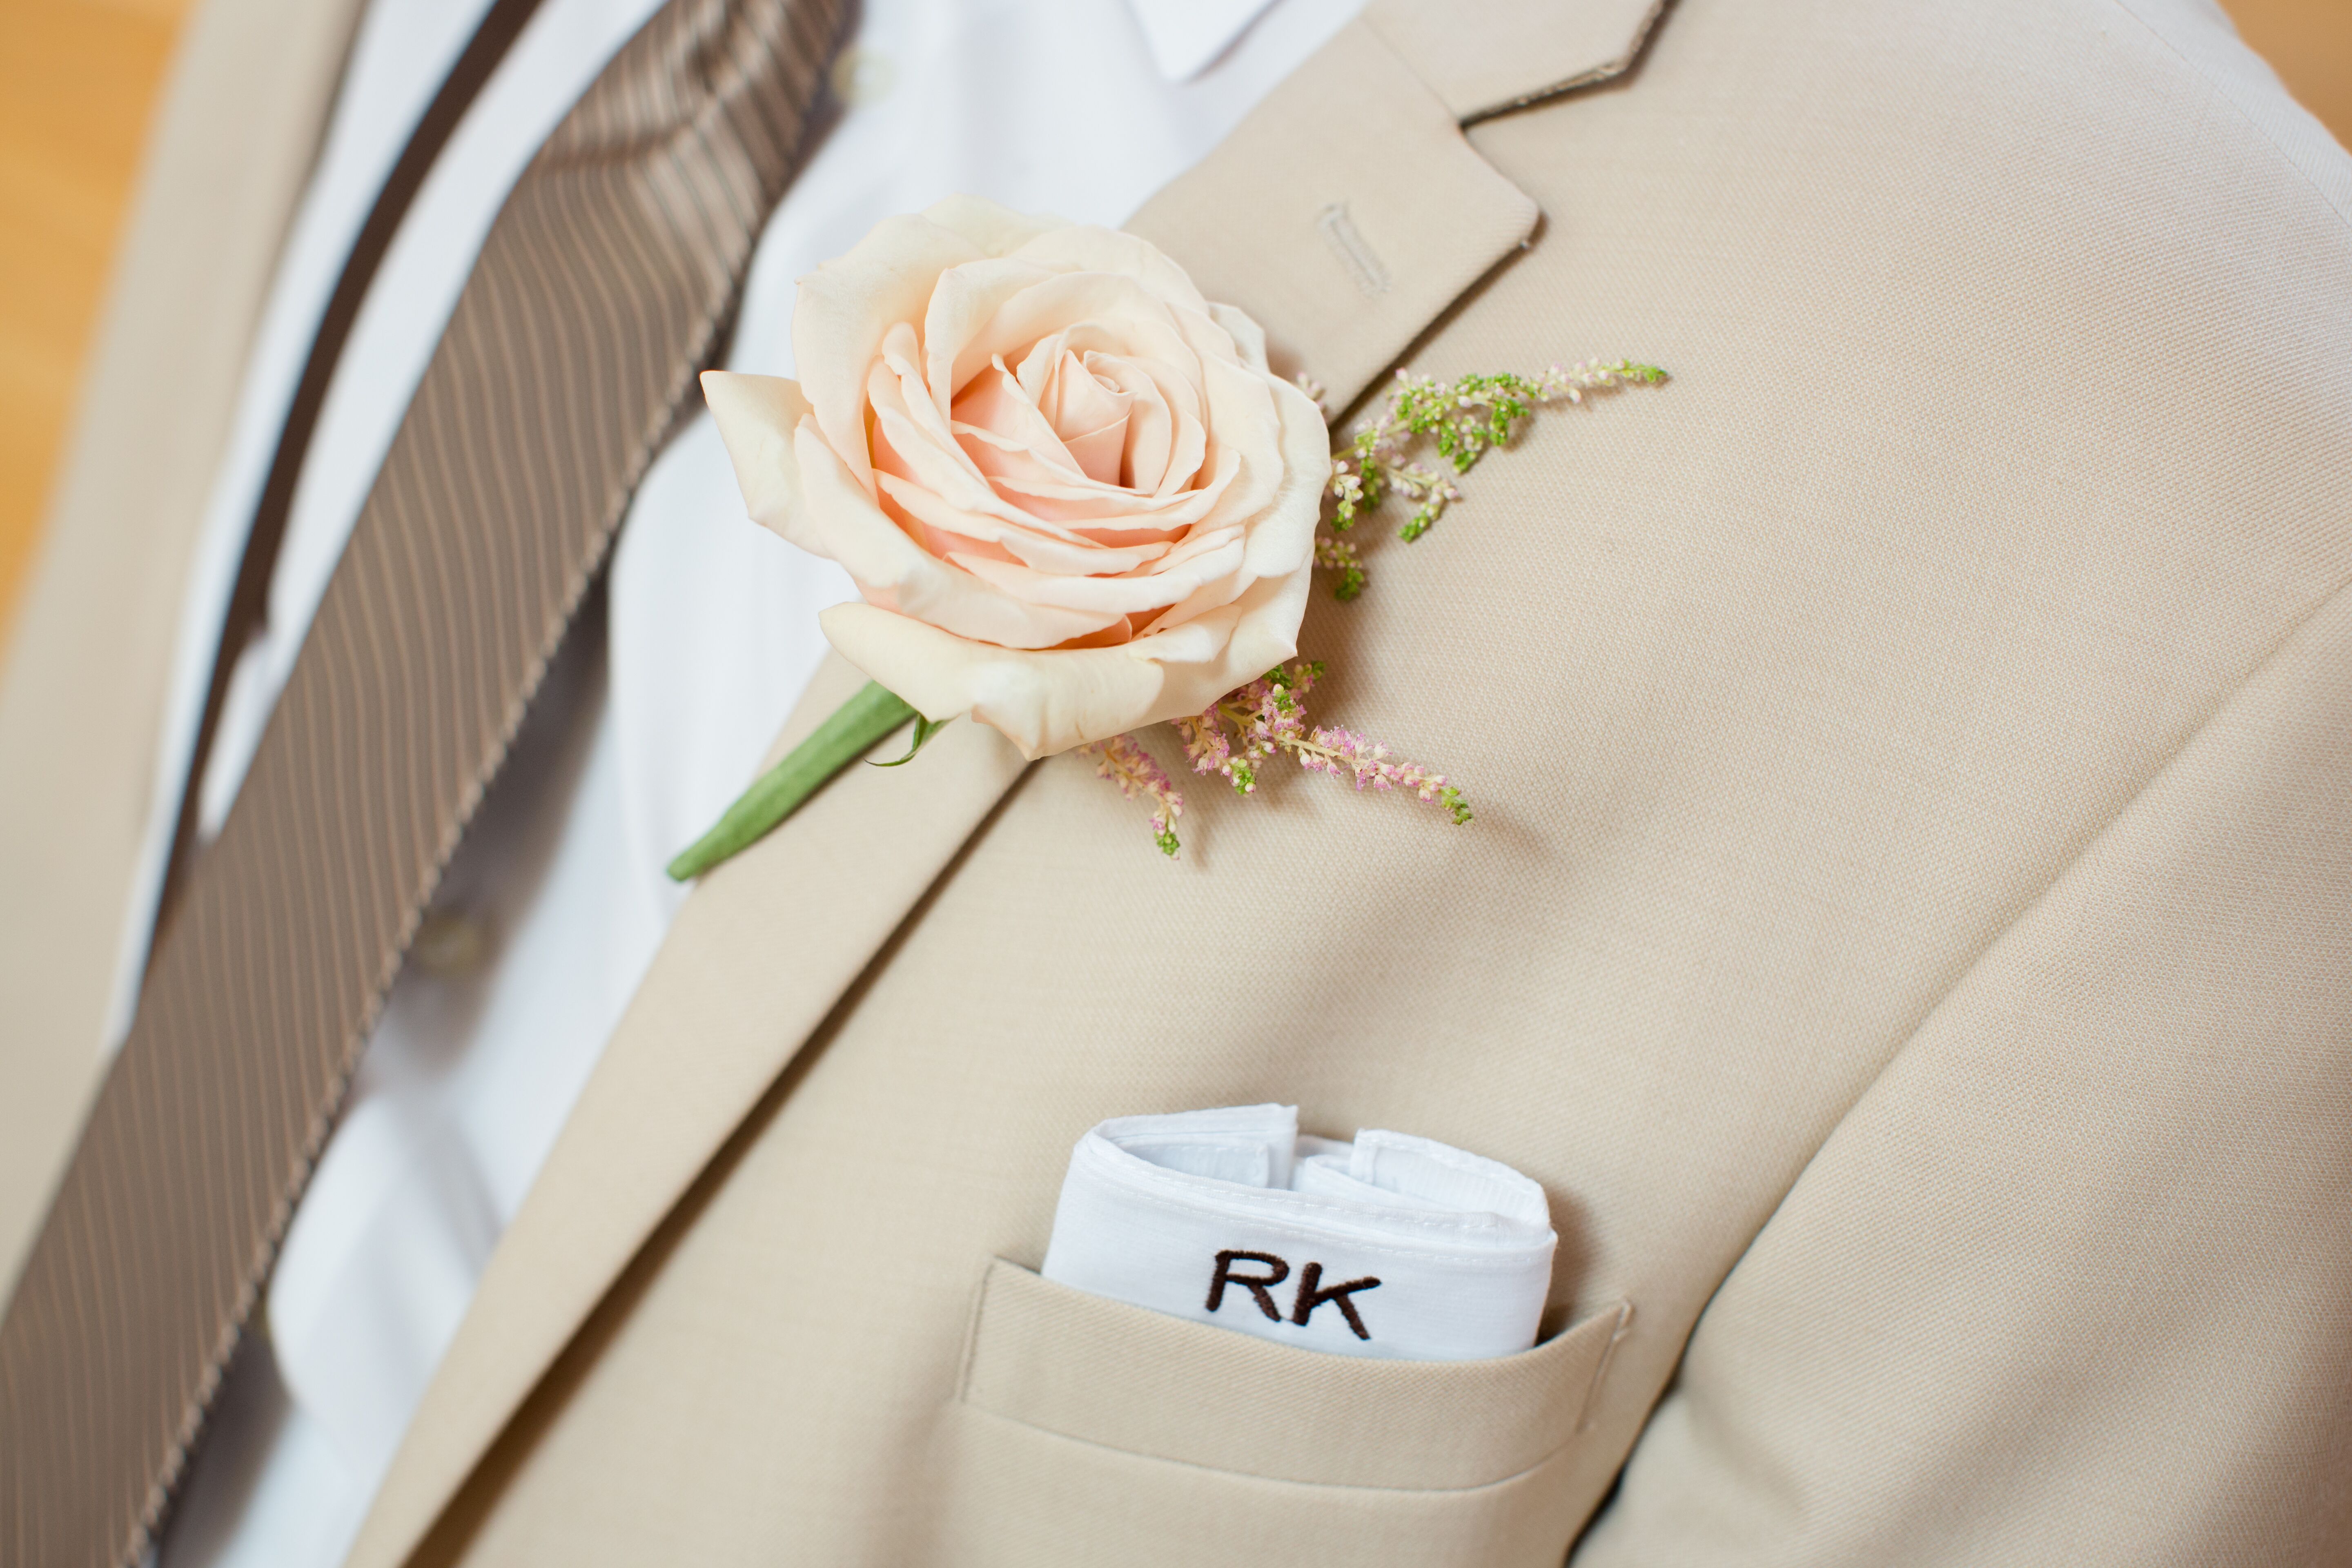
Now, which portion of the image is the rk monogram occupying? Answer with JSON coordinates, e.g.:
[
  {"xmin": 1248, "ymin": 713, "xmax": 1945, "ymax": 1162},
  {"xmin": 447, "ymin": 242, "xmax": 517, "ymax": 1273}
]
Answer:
[{"xmin": 1206, "ymin": 1249, "xmax": 1382, "ymax": 1340}]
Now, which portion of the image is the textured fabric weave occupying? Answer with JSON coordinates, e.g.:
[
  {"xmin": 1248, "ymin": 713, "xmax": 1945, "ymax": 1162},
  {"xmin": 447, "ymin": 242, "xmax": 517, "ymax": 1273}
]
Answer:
[{"xmin": 0, "ymin": 0, "xmax": 845, "ymax": 1561}]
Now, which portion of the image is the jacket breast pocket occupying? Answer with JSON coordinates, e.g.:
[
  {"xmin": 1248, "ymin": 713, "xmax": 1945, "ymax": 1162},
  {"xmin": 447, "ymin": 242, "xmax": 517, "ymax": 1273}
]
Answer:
[{"xmin": 928, "ymin": 1259, "xmax": 1632, "ymax": 1567}]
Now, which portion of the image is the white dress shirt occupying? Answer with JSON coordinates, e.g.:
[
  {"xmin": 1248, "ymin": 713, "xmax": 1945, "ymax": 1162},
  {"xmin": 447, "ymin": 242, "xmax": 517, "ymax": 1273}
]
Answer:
[{"xmin": 142, "ymin": 0, "xmax": 1361, "ymax": 1562}]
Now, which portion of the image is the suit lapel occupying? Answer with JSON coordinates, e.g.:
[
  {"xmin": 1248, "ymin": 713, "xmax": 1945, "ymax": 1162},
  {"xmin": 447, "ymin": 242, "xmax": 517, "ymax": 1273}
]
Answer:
[
  {"xmin": 350, "ymin": 650, "xmax": 1031, "ymax": 1568},
  {"xmin": 353, "ymin": 5, "xmax": 1663, "ymax": 1561},
  {"xmin": 1126, "ymin": 0, "xmax": 1667, "ymax": 414},
  {"xmin": 1126, "ymin": 16, "xmax": 1537, "ymax": 414}
]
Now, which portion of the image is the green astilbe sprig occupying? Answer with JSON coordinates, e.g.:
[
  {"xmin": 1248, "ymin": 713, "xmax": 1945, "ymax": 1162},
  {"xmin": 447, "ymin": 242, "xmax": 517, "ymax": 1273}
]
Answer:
[
  {"xmin": 1318, "ymin": 359, "xmax": 1666, "ymax": 596},
  {"xmin": 1312, "ymin": 533, "xmax": 1366, "ymax": 601},
  {"xmin": 1085, "ymin": 356, "xmax": 1664, "ymax": 855}
]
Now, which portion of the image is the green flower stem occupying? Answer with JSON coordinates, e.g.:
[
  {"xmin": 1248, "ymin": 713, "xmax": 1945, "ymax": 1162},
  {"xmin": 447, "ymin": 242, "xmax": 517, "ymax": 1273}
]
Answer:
[{"xmin": 665, "ymin": 681, "xmax": 918, "ymax": 881}]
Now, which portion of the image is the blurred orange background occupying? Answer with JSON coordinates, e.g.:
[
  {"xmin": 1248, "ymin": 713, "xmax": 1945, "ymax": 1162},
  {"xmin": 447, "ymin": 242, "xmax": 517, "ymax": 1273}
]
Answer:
[{"xmin": 0, "ymin": 0, "xmax": 2347, "ymax": 644}]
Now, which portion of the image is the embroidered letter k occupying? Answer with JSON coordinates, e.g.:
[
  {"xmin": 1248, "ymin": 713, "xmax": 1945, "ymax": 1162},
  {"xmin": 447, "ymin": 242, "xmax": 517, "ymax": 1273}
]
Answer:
[{"xmin": 1290, "ymin": 1261, "xmax": 1381, "ymax": 1340}]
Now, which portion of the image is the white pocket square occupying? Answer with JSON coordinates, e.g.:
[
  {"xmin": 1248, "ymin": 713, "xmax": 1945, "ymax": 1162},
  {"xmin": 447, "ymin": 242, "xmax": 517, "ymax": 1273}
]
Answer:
[{"xmin": 1040, "ymin": 1105, "xmax": 1558, "ymax": 1360}]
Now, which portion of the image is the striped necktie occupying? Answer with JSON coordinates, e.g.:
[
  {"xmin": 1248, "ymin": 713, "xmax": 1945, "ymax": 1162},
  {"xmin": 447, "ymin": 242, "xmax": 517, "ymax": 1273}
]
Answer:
[{"xmin": 0, "ymin": 0, "xmax": 847, "ymax": 1561}]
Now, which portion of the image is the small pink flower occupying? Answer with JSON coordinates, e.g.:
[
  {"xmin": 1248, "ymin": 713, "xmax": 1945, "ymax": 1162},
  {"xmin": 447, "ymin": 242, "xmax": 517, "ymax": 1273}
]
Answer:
[{"xmin": 1092, "ymin": 660, "xmax": 1469, "ymax": 851}]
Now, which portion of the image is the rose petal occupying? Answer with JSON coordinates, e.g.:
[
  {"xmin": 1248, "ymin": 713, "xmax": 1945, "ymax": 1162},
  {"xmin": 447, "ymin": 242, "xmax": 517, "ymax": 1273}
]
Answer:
[
  {"xmin": 922, "ymin": 257, "xmax": 1063, "ymax": 415},
  {"xmin": 871, "ymin": 367, "xmax": 1063, "ymax": 528},
  {"xmin": 821, "ymin": 601, "xmax": 1167, "ymax": 760},
  {"xmin": 702, "ymin": 371, "xmax": 814, "ymax": 542},
  {"xmin": 980, "ymin": 445, "xmax": 1239, "ymax": 529},
  {"xmin": 1058, "ymin": 419, "xmax": 1130, "ymax": 487},
  {"xmin": 877, "ymin": 472, "xmax": 1176, "ymax": 575},
  {"xmin": 951, "ymin": 420, "xmax": 1087, "ymax": 493},
  {"xmin": 1010, "ymin": 224, "xmax": 1212, "ymax": 317},
  {"xmin": 949, "ymin": 530, "xmax": 1245, "ymax": 615},
  {"xmin": 1003, "ymin": 333, "xmax": 1205, "ymax": 495},
  {"xmin": 1036, "ymin": 350, "xmax": 1134, "ymax": 484},
  {"xmin": 882, "ymin": 413, "xmax": 1187, "ymax": 546},
  {"xmin": 1080, "ymin": 352, "xmax": 1180, "ymax": 492},
  {"xmin": 792, "ymin": 215, "xmax": 987, "ymax": 486},
  {"xmin": 946, "ymin": 272, "xmax": 1202, "ymax": 411},
  {"xmin": 819, "ymin": 568, "xmax": 1310, "ymax": 760},
  {"xmin": 1149, "ymin": 569, "xmax": 1312, "ymax": 700},
  {"xmin": 797, "ymin": 423, "xmax": 1119, "ymax": 649},
  {"xmin": 1208, "ymin": 300, "xmax": 1274, "ymax": 373},
  {"xmin": 951, "ymin": 364, "xmax": 1089, "ymax": 483},
  {"xmin": 1240, "ymin": 373, "xmax": 1331, "ymax": 579}
]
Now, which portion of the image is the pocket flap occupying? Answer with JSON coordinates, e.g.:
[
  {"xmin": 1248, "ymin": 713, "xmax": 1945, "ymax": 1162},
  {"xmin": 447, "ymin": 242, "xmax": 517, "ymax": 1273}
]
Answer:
[{"xmin": 958, "ymin": 1259, "xmax": 1630, "ymax": 1490}]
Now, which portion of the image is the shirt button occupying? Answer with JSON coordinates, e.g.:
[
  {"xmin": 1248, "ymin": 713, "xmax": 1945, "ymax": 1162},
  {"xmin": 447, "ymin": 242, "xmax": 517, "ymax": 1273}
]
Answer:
[
  {"xmin": 412, "ymin": 908, "xmax": 492, "ymax": 978},
  {"xmin": 829, "ymin": 47, "xmax": 895, "ymax": 108}
]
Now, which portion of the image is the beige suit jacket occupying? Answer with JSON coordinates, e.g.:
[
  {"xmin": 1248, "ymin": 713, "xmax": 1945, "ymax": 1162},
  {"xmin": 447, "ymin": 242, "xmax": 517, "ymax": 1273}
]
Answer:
[{"xmin": 4, "ymin": 0, "xmax": 2350, "ymax": 1563}]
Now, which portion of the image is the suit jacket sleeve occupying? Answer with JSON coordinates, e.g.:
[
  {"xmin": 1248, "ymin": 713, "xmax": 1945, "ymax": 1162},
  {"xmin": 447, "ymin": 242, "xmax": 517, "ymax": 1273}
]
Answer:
[{"xmin": 1577, "ymin": 579, "xmax": 2352, "ymax": 1562}]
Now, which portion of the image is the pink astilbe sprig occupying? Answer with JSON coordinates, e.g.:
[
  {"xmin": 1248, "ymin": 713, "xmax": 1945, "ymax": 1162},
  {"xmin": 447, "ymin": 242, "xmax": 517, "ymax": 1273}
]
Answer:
[
  {"xmin": 1078, "ymin": 732, "xmax": 1183, "ymax": 856},
  {"xmin": 1175, "ymin": 660, "xmax": 1322, "ymax": 799},
  {"xmin": 1083, "ymin": 661, "xmax": 1470, "ymax": 854},
  {"xmin": 1294, "ymin": 726, "xmax": 1472, "ymax": 824}
]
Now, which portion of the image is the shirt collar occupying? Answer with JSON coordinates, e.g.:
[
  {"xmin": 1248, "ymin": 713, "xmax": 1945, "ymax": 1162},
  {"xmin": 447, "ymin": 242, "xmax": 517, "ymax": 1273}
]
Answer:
[{"xmin": 1128, "ymin": 0, "xmax": 1282, "ymax": 80}]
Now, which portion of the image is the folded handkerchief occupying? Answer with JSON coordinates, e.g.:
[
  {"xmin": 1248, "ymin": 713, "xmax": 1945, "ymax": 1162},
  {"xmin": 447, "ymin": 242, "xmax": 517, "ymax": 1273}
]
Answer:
[{"xmin": 1040, "ymin": 1105, "xmax": 1557, "ymax": 1360}]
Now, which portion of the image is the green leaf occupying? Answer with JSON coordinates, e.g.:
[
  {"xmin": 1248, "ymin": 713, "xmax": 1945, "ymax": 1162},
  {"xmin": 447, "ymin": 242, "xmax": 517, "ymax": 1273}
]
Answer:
[
  {"xmin": 869, "ymin": 713, "xmax": 947, "ymax": 767},
  {"xmin": 665, "ymin": 681, "xmax": 920, "ymax": 882}
]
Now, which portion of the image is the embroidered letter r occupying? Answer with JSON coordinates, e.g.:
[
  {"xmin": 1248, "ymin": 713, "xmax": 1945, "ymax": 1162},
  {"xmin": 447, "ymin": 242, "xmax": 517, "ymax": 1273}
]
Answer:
[{"xmin": 1206, "ymin": 1250, "xmax": 1291, "ymax": 1321}]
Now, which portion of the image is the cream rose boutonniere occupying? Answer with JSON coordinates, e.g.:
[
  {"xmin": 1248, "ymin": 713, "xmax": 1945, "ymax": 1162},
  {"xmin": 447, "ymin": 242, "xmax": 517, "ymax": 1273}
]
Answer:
[
  {"xmin": 672, "ymin": 196, "xmax": 1661, "ymax": 876},
  {"xmin": 707, "ymin": 194, "xmax": 1326, "ymax": 754}
]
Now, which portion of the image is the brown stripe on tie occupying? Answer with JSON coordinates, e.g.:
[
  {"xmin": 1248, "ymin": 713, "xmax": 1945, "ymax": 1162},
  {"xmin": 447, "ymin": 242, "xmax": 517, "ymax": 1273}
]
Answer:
[{"xmin": 0, "ymin": 1, "xmax": 849, "ymax": 1562}]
